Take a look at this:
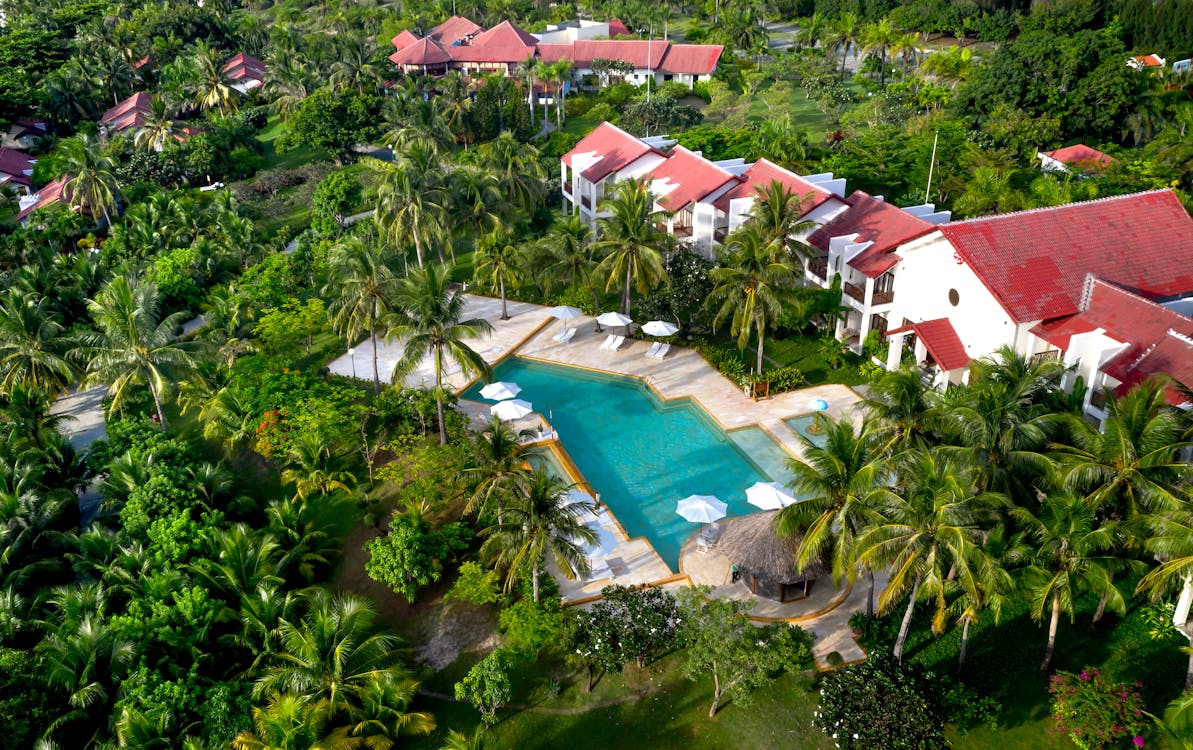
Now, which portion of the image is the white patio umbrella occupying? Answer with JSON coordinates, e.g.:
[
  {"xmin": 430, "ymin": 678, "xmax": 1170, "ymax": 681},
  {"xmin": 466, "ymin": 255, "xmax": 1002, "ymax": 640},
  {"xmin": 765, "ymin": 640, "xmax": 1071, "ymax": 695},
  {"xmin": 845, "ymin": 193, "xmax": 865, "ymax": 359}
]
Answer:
[
  {"xmin": 548, "ymin": 305, "xmax": 583, "ymax": 330},
  {"xmin": 596, "ymin": 311, "xmax": 633, "ymax": 328},
  {"xmin": 676, "ymin": 494, "xmax": 728, "ymax": 524},
  {"xmin": 490, "ymin": 399, "xmax": 533, "ymax": 421},
  {"xmin": 642, "ymin": 320, "xmax": 679, "ymax": 337},
  {"xmin": 479, "ymin": 381, "xmax": 521, "ymax": 401},
  {"xmin": 746, "ymin": 481, "xmax": 798, "ymax": 511}
]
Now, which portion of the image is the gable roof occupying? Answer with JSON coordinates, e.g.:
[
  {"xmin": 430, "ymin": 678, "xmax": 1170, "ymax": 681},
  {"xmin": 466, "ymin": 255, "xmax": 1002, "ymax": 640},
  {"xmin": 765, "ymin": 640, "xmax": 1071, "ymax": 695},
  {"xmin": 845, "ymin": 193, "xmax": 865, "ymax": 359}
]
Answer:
[
  {"xmin": 608, "ymin": 18, "xmax": 631, "ymax": 37},
  {"xmin": 390, "ymin": 37, "xmax": 452, "ymax": 66},
  {"xmin": 1133, "ymin": 54, "xmax": 1165, "ymax": 67},
  {"xmin": 1040, "ymin": 144, "xmax": 1116, "ymax": 169},
  {"xmin": 222, "ymin": 53, "xmax": 267, "ymax": 81},
  {"xmin": 0, "ymin": 147, "xmax": 36, "ymax": 187},
  {"xmin": 561, "ymin": 121, "xmax": 661, "ymax": 182},
  {"xmin": 16, "ymin": 176, "xmax": 71, "ymax": 222},
  {"xmin": 886, "ymin": 318, "xmax": 971, "ymax": 371},
  {"xmin": 642, "ymin": 145, "xmax": 737, "ymax": 212},
  {"xmin": 428, "ymin": 15, "xmax": 482, "ymax": 45},
  {"xmin": 807, "ymin": 191, "xmax": 935, "ymax": 278},
  {"xmin": 100, "ymin": 92, "xmax": 152, "ymax": 128},
  {"xmin": 941, "ymin": 190, "xmax": 1193, "ymax": 323},
  {"xmin": 391, "ymin": 29, "xmax": 420, "ymax": 52},
  {"xmin": 713, "ymin": 158, "xmax": 835, "ymax": 214},
  {"xmin": 471, "ymin": 19, "xmax": 538, "ymax": 48},
  {"xmin": 657, "ymin": 43, "xmax": 723, "ymax": 75}
]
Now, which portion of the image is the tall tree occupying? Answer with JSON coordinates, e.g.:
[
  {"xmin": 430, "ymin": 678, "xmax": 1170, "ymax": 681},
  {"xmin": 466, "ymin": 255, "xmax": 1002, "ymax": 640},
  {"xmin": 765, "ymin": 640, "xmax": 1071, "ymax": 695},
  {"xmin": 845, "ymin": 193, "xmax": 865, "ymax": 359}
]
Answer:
[
  {"xmin": 81, "ymin": 276, "xmax": 201, "ymax": 431},
  {"xmin": 594, "ymin": 179, "xmax": 671, "ymax": 315},
  {"xmin": 476, "ymin": 133, "xmax": 545, "ymax": 216},
  {"xmin": 0, "ymin": 288, "xmax": 76, "ymax": 396},
  {"xmin": 324, "ymin": 236, "xmax": 400, "ymax": 394},
  {"xmin": 749, "ymin": 180, "xmax": 814, "ymax": 263},
  {"xmin": 541, "ymin": 215, "xmax": 600, "ymax": 310},
  {"xmin": 369, "ymin": 142, "xmax": 448, "ymax": 268},
  {"xmin": 390, "ymin": 264, "xmax": 492, "ymax": 445},
  {"xmin": 57, "ymin": 134, "xmax": 121, "ymax": 228},
  {"xmin": 473, "ymin": 225, "xmax": 523, "ymax": 321}
]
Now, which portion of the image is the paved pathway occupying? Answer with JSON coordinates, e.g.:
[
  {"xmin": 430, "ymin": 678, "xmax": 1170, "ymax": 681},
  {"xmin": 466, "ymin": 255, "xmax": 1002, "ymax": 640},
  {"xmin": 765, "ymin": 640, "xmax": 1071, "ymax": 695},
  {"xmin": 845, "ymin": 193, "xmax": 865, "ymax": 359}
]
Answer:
[{"xmin": 51, "ymin": 386, "xmax": 109, "ymax": 530}]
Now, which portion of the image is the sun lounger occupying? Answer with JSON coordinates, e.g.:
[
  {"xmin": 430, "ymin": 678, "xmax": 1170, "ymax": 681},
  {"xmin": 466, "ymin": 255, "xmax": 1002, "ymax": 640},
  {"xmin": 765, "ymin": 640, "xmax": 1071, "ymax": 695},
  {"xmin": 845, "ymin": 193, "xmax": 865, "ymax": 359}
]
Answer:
[
  {"xmin": 644, "ymin": 341, "xmax": 662, "ymax": 358},
  {"xmin": 648, "ymin": 342, "xmax": 671, "ymax": 360},
  {"xmin": 599, "ymin": 334, "xmax": 616, "ymax": 350},
  {"xmin": 554, "ymin": 327, "xmax": 576, "ymax": 343},
  {"xmin": 606, "ymin": 335, "xmax": 625, "ymax": 351}
]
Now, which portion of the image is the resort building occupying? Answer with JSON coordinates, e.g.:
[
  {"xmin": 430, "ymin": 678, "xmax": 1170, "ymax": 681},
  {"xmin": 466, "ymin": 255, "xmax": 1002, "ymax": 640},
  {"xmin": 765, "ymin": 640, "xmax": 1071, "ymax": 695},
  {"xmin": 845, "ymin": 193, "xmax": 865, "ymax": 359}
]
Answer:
[
  {"xmin": 3, "ymin": 119, "xmax": 48, "ymax": 149},
  {"xmin": 1037, "ymin": 144, "xmax": 1116, "ymax": 175},
  {"xmin": 811, "ymin": 188, "xmax": 1193, "ymax": 422},
  {"xmin": 560, "ymin": 121, "xmax": 848, "ymax": 256},
  {"xmin": 223, "ymin": 53, "xmax": 267, "ymax": 94},
  {"xmin": 0, "ymin": 147, "xmax": 37, "ymax": 194},
  {"xmin": 16, "ymin": 175, "xmax": 72, "ymax": 225},
  {"xmin": 99, "ymin": 92, "xmax": 153, "ymax": 140},
  {"xmin": 388, "ymin": 16, "xmax": 722, "ymax": 93}
]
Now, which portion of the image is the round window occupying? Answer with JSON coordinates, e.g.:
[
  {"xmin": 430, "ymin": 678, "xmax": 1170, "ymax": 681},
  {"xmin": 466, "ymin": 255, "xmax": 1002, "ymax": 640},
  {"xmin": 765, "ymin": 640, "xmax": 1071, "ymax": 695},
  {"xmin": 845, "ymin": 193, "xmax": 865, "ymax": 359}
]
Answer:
[{"xmin": 948, "ymin": 289, "xmax": 960, "ymax": 306}]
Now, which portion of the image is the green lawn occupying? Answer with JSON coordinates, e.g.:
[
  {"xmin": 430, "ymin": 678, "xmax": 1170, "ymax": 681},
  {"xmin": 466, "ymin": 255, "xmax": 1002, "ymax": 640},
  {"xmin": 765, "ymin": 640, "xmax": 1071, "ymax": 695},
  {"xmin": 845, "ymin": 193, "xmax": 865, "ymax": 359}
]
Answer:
[
  {"xmin": 409, "ymin": 652, "xmax": 833, "ymax": 750},
  {"xmin": 258, "ymin": 113, "xmax": 329, "ymax": 170}
]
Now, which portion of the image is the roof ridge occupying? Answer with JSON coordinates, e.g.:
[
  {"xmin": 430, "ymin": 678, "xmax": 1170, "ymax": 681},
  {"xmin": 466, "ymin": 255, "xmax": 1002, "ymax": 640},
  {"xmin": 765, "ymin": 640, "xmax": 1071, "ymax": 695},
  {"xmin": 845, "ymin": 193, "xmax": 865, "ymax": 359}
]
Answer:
[
  {"xmin": 665, "ymin": 144, "xmax": 737, "ymax": 178},
  {"xmin": 943, "ymin": 189, "xmax": 1175, "ymax": 226}
]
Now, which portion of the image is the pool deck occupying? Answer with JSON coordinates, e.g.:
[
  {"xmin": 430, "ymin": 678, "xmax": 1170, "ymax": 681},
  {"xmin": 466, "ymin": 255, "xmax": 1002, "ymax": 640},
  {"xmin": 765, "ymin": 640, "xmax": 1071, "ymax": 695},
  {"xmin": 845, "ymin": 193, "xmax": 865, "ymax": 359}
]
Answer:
[{"xmin": 332, "ymin": 294, "xmax": 873, "ymax": 667}]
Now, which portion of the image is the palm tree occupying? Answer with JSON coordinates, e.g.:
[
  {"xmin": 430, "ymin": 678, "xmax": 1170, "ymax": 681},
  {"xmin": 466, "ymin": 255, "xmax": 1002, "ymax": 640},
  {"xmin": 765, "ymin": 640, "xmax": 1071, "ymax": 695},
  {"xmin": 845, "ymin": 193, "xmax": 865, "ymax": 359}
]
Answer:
[
  {"xmin": 263, "ymin": 56, "xmax": 312, "ymax": 120},
  {"xmin": 232, "ymin": 692, "xmax": 351, "ymax": 750},
  {"xmin": 194, "ymin": 524, "xmax": 282, "ymax": 603},
  {"xmin": 856, "ymin": 448, "xmax": 1002, "ymax": 663},
  {"xmin": 549, "ymin": 59, "xmax": 574, "ymax": 127},
  {"xmin": 776, "ymin": 415, "xmax": 889, "ymax": 616},
  {"xmin": 280, "ymin": 433, "xmax": 355, "ymax": 502},
  {"xmin": 860, "ymin": 18, "xmax": 899, "ymax": 86},
  {"xmin": 449, "ymin": 167, "xmax": 501, "ymax": 246},
  {"xmin": 324, "ymin": 236, "xmax": 401, "ymax": 394},
  {"xmin": 328, "ymin": 41, "xmax": 383, "ymax": 95},
  {"xmin": 594, "ymin": 179, "xmax": 671, "ymax": 315},
  {"xmin": 1135, "ymin": 507, "xmax": 1193, "ymax": 687},
  {"xmin": 436, "ymin": 72, "xmax": 473, "ymax": 144},
  {"xmin": 57, "ymin": 134, "xmax": 121, "ymax": 227},
  {"xmin": 474, "ymin": 226, "xmax": 524, "ymax": 321},
  {"xmin": 833, "ymin": 12, "xmax": 861, "ymax": 79},
  {"xmin": 1012, "ymin": 491, "xmax": 1132, "ymax": 670},
  {"xmin": 390, "ymin": 264, "xmax": 492, "ymax": 445},
  {"xmin": 369, "ymin": 142, "xmax": 449, "ymax": 269},
  {"xmin": 133, "ymin": 96, "xmax": 178, "ymax": 152},
  {"xmin": 865, "ymin": 365, "xmax": 940, "ymax": 455},
  {"xmin": 541, "ymin": 215, "xmax": 600, "ymax": 310},
  {"xmin": 481, "ymin": 467, "xmax": 596, "ymax": 602},
  {"xmin": 465, "ymin": 415, "xmax": 532, "ymax": 525},
  {"xmin": 192, "ymin": 44, "xmax": 238, "ymax": 115},
  {"xmin": 707, "ymin": 225, "xmax": 796, "ymax": 376},
  {"xmin": 477, "ymin": 133, "xmax": 546, "ymax": 215},
  {"xmin": 948, "ymin": 530, "xmax": 1019, "ymax": 672},
  {"xmin": 0, "ymin": 288, "xmax": 76, "ymax": 396},
  {"xmin": 515, "ymin": 56, "xmax": 538, "ymax": 122},
  {"xmin": 39, "ymin": 616, "xmax": 137, "ymax": 738},
  {"xmin": 346, "ymin": 672, "xmax": 435, "ymax": 747},
  {"xmin": 750, "ymin": 180, "xmax": 814, "ymax": 264},
  {"xmin": 81, "ymin": 276, "xmax": 202, "ymax": 430}
]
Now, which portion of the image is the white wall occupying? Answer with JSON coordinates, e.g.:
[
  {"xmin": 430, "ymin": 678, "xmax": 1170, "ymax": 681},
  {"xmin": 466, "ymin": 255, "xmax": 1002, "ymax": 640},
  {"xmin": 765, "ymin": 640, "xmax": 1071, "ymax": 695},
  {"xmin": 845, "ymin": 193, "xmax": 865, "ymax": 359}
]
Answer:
[{"xmin": 887, "ymin": 232, "xmax": 1019, "ymax": 361}]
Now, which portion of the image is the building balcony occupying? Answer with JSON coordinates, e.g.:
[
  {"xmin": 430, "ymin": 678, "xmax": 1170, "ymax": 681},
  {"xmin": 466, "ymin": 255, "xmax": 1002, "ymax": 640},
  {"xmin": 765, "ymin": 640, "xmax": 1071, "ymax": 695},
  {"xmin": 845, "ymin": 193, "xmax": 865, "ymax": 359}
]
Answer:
[
  {"xmin": 580, "ymin": 194, "xmax": 592, "ymax": 209},
  {"xmin": 844, "ymin": 281, "xmax": 865, "ymax": 303},
  {"xmin": 672, "ymin": 224, "xmax": 693, "ymax": 238},
  {"xmin": 562, "ymin": 182, "xmax": 572, "ymax": 196},
  {"xmin": 1029, "ymin": 349, "xmax": 1060, "ymax": 366},
  {"xmin": 1088, "ymin": 387, "xmax": 1108, "ymax": 410},
  {"xmin": 807, "ymin": 257, "xmax": 828, "ymax": 280},
  {"xmin": 713, "ymin": 227, "xmax": 728, "ymax": 244},
  {"xmin": 872, "ymin": 289, "xmax": 894, "ymax": 305},
  {"xmin": 843, "ymin": 280, "xmax": 893, "ymax": 306}
]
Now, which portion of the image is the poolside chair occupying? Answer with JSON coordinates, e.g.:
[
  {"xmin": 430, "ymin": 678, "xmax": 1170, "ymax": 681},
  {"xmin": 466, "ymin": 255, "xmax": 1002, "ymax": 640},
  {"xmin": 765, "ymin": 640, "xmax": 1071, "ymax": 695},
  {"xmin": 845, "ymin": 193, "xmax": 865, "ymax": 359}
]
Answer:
[
  {"xmin": 648, "ymin": 342, "xmax": 671, "ymax": 360},
  {"xmin": 599, "ymin": 334, "xmax": 617, "ymax": 350},
  {"xmin": 644, "ymin": 341, "xmax": 662, "ymax": 358},
  {"xmin": 606, "ymin": 335, "xmax": 625, "ymax": 351},
  {"xmin": 553, "ymin": 327, "xmax": 577, "ymax": 343}
]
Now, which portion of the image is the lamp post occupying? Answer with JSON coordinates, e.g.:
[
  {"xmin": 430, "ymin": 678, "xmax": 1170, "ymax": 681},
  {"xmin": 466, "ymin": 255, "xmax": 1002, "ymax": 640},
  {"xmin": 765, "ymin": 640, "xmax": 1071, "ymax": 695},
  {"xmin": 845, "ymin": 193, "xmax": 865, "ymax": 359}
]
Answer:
[{"xmin": 348, "ymin": 348, "xmax": 356, "ymax": 379}]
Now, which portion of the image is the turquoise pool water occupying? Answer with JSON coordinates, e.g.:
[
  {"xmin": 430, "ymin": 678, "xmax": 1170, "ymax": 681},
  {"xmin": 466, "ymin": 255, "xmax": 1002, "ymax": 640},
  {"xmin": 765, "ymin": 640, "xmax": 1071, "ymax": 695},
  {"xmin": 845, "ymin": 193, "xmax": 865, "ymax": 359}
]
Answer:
[
  {"xmin": 784, "ymin": 414, "xmax": 829, "ymax": 448},
  {"xmin": 463, "ymin": 358, "xmax": 794, "ymax": 570}
]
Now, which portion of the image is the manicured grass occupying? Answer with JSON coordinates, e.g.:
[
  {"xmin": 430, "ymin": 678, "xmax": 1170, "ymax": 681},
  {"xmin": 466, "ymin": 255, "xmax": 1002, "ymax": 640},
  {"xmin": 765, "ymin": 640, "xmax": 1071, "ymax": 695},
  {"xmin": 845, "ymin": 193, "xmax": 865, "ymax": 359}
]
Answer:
[
  {"xmin": 258, "ymin": 113, "xmax": 329, "ymax": 170},
  {"xmin": 409, "ymin": 652, "xmax": 833, "ymax": 750}
]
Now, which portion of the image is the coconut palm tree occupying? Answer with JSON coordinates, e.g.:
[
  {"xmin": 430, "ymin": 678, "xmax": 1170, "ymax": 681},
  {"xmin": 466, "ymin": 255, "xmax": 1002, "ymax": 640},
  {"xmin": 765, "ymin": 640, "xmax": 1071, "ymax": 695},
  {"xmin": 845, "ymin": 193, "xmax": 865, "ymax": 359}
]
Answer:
[
  {"xmin": 594, "ymin": 179, "xmax": 671, "ymax": 315},
  {"xmin": 832, "ymin": 12, "xmax": 861, "ymax": 79},
  {"xmin": 515, "ymin": 56, "xmax": 538, "ymax": 122},
  {"xmin": 81, "ymin": 276, "xmax": 202, "ymax": 431},
  {"xmin": 39, "ymin": 616, "xmax": 137, "ymax": 739},
  {"xmin": 1135, "ymin": 507, "xmax": 1193, "ymax": 687},
  {"xmin": 0, "ymin": 288, "xmax": 76, "ymax": 396},
  {"xmin": 749, "ymin": 180, "xmax": 815, "ymax": 264},
  {"xmin": 191, "ymin": 44, "xmax": 238, "ymax": 115},
  {"xmin": 133, "ymin": 96, "xmax": 178, "ymax": 152},
  {"xmin": 449, "ymin": 166, "xmax": 501, "ymax": 246},
  {"xmin": 865, "ymin": 365, "xmax": 941, "ymax": 455},
  {"xmin": 232, "ymin": 692, "xmax": 351, "ymax": 750},
  {"xmin": 541, "ymin": 215, "xmax": 601, "ymax": 310},
  {"xmin": 948, "ymin": 529, "xmax": 1020, "ymax": 672},
  {"xmin": 477, "ymin": 133, "xmax": 546, "ymax": 215},
  {"xmin": 473, "ymin": 225, "xmax": 524, "ymax": 321},
  {"xmin": 345, "ymin": 672, "xmax": 435, "ymax": 747},
  {"xmin": 1012, "ymin": 490, "xmax": 1133, "ymax": 670},
  {"xmin": 776, "ymin": 415, "xmax": 889, "ymax": 617},
  {"xmin": 280, "ymin": 433, "xmax": 355, "ymax": 502},
  {"xmin": 369, "ymin": 142, "xmax": 449, "ymax": 269},
  {"xmin": 481, "ymin": 467, "xmax": 596, "ymax": 602},
  {"xmin": 860, "ymin": 18, "xmax": 899, "ymax": 86},
  {"xmin": 436, "ymin": 72, "xmax": 474, "ymax": 144},
  {"xmin": 328, "ymin": 41, "xmax": 383, "ymax": 95},
  {"xmin": 706, "ymin": 225, "xmax": 797, "ymax": 376},
  {"xmin": 549, "ymin": 59, "xmax": 573, "ymax": 127},
  {"xmin": 390, "ymin": 264, "xmax": 492, "ymax": 445},
  {"xmin": 324, "ymin": 236, "xmax": 401, "ymax": 394},
  {"xmin": 856, "ymin": 448, "xmax": 1003, "ymax": 663},
  {"xmin": 57, "ymin": 134, "xmax": 121, "ymax": 228},
  {"xmin": 464, "ymin": 415, "xmax": 532, "ymax": 525},
  {"xmin": 263, "ymin": 56, "xmax": 312, "ymax": 120}
]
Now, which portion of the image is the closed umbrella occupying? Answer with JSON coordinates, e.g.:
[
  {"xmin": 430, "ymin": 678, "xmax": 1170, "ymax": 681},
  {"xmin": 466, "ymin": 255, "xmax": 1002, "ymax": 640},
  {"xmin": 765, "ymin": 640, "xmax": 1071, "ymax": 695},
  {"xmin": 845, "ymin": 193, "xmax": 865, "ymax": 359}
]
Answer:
[
  {"xmin": 642, "ymin": 320, "xmax": 678, "ymax": 337},
  {"xmin": 490, "ymin": 399, "xmax": 533, "ymax": 421},
  {"xmin": 746, "ymin": 481, "xmax": 797, "ymax": 510},
  {"xmin": 676, "ymin": 494, "xmax": 728, "ymax": 524},
  {"xmin": 479, "ymin": 381, "xmax": 521, "ymax": 401}
]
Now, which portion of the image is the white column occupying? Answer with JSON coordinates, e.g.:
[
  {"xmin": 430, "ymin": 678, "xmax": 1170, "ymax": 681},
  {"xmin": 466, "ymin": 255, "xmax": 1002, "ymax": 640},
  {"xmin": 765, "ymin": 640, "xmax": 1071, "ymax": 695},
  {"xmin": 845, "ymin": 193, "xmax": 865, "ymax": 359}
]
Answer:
[
  {"xmin": 855, "ymin": 277, "xmax": 876, "ymax": 354},
  {"xmin": 886, "ymin": 334, "xmax": 904, "ymax": 370}
]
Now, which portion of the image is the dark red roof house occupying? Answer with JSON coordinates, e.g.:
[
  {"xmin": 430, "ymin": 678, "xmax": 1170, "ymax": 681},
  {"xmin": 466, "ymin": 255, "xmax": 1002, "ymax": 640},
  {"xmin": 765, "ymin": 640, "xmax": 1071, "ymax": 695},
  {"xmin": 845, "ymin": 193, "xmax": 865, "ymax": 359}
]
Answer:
[
  {"xmin": 391, "ymin": 29, "xmax": 420, "ymax": 53},
  {"xmin": 713, "ymin": 158, "xmax": 838, "ymax": 216},
  {"xmin": 608, "ymin": 18, "xmax": 631, "ymax": 38},
  {"xmin": 428, "ymin": 15, "xmax": 483, "ymax": 46},
  {"xmin": 884, "ymin": 318, "xmax": 971, "ymax": 372},
  {"xmin": 223, "ymin": 53, "xmax": 267, "ymax": 92},
  {"xmin": 389, "ymin": 37, "xmax": 453, "ymax": 73},
  {"xmin": 642, "ymin": 145, "xmax": 739, "ymax": 212},
  {"xmin": 1038, "ymin": 144, "xmax": 1116, "ymax": 173},
  {"xmin": 561, "ymin": 121, "xmax": 664, "ymax": 183},
  {"xmin": 100, "ymin": 92, "xmax": 153, "ymax": 135},
  {"xmin": 0, "ymin": 147, "xmax": 37, "ymax": 189},
  {"xmin": 16, "ymin": 176, "xmax": 72, "ymax": 223},
  {"xmin": 807, "ymin": 191, "xmax": 936, "ymax": 278}
]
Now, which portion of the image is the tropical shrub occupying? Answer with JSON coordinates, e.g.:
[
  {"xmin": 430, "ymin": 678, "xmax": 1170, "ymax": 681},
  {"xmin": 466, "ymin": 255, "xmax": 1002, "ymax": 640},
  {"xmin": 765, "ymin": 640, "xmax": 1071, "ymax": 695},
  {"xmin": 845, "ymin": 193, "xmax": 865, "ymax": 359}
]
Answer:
[
  {"xmin": 454, "ymin": 648, "xmax": 515, "ymax": 726},
  {"xmin": 1049, "ymin": 669, "xmax": 1147, "ymax": 750},
  {"xmin": 815, "ymin": 651, "xmax": 947, "ymax": 750}
]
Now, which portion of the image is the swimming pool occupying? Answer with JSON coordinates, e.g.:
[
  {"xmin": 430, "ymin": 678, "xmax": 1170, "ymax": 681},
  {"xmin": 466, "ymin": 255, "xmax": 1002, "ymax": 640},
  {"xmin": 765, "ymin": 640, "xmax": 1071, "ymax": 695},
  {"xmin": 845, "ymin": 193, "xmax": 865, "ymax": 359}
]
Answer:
[
  {"xmin": 784, "ymin": 414, "xmax": 829, "ymax": 448},
  {"xmin": 462, "ymin": 357, "xmax": 795, "ymax": 570}
]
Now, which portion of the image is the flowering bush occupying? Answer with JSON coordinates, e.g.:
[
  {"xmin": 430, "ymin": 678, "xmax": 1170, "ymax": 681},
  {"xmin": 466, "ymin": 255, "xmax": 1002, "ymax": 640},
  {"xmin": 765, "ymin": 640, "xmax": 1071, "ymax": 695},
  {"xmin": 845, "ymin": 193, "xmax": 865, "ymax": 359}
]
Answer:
[
  {"xmin": 814, "ymin": 650, "xmax": 946, "ymax": 749},
  {"xmin": 1049, "ymin": 668, "xmax": 1147, "ymax": 750}
]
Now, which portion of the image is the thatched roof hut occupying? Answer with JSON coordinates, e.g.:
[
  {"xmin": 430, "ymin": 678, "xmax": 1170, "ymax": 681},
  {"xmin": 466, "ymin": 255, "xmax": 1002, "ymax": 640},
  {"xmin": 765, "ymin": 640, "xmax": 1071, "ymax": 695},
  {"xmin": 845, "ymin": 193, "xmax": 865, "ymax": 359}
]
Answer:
[{"xmin": 718, "ymin": 510, "xmax": 830, "ymax": 602}]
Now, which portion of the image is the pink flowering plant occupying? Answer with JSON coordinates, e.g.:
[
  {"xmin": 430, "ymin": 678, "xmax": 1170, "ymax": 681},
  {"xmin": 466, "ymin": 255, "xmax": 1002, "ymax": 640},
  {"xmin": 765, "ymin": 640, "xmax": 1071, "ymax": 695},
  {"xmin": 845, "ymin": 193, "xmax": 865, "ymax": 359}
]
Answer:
[{"xmin": 1048, "ymin": 668, "xmax": 1147, "ymax": 750}]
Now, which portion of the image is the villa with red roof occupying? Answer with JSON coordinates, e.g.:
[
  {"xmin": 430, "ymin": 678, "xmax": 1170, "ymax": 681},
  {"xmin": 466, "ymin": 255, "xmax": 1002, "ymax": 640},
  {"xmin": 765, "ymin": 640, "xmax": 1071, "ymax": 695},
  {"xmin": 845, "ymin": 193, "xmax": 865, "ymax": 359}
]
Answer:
[
  {"xmin": 0, "ymin": 147, "xmax": 37, "ymax": 194},
  {"xmin": 1038, "ymin": 144, "xmax": 1116, "ymax": 175},
  {"xmin": 223, "ymin": 53, "xmax": 267, "ymax": 94},
  {"xmin": 561, "ymin": 123, "xmax": 849, "ymax": 255},
  {"xmin": 388, "ymin": 16, "xmax": 722, "ymax": 92},
  {"xmin": 16, "ymin": 175, "xmax": 73, "ymax": 225},
  {"xmin": 99, "ymin": 92, "xmax": 153, "ymax": 139}
]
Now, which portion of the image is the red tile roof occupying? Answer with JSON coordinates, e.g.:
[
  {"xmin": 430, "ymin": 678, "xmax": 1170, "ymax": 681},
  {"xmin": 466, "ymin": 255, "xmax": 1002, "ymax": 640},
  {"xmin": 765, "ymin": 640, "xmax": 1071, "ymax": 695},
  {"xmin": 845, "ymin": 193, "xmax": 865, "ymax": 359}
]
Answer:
[
  {"xmin": 657, "ymin": 44, "xmax": 724, "ymax": 75},
  {"xmin": 642, "ymin": 145, "xmax": 738, "ymax": 212},
  {"xmin": 608, "ymin": 19, "xmax": 631, "ymax": 38},
  {"xmin": 100, "ymin": 92, "xmax": 152, "ymax": 126},
  {"xmin": 222, "ymin": 53, "xmax": 267, "ymax": 81},
  {"xmin": 448, "ymin": 21, "xmax": 538, "ymax": 64},
  {"xmin": 471, "ymin": 19, "xmax": 538, "ymax": 48},
  {"xmin": 712, "ymin": 158, "xmax": 835, "ymax": 214},
  {"xmin": 391, "ymin": 29, "xmax": 420, "ymax": 52},
  {"xmin": 941, "ymin": 190, "xmax": 1193, "ymax": 323},
  {"xmin": 807, "ymin": 191, "xmax": 935, "ymax": 278},
  {"xmin": 886, "ymin": 318, "xmax": 971, "ymax": 371},
  {"xmin": 0, "ymin": 147, "xmax": 36, "ymax": 187},
  {"xmin": 133, "ymin": 55, "xmax": 152, "ymax": 70},
  {"xmin": 1133, "ymin": 54, "xmax": 1165, "ymax": 67},
  {"xmin": 429, "ymin": 15, "xmax": 482, "ymax": 45},
  {"xmin": 562, "ymin": 122, "xmax": 660, "ymax": 182},
  {"xmin": 16, "ymin": 175, "xmax": 71, "ymax": 222},
  {"xmin": 1108, "ymin": 334, "xmax": 1193, "ymax": 404},
  {"xmin": 1041, "ymin": 144, "xmax": 1116, "ymax": 169},
  {"xmin": 390, "ymin": 37, "xmax": 452, "ymax": 66}
]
